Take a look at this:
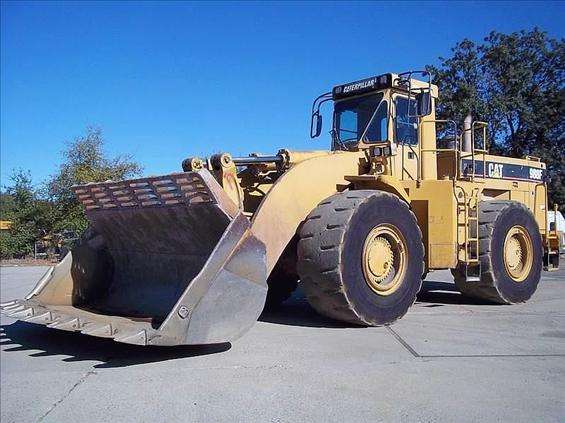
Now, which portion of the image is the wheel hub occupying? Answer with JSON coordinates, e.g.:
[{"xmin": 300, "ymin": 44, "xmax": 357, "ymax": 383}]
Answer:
[
  {"xmin": 362, "ymin": 224, "xmax": 407, "ymax": 296},
  {"xmin": 367, "ymin": 237, "xmax": 394, "ymax": 281},
  {"xmin": 503, "ymin": 225, "xmax": 533, "ymax": 282},
  {"xmin": 505, "ymin": 237, "xmax": 522, "ymax": 270}
]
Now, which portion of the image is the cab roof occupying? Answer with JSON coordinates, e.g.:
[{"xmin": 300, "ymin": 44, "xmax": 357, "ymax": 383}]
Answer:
[{"xmin": 332, "ymin": 73, "xmax": 438, "ymax": 100}]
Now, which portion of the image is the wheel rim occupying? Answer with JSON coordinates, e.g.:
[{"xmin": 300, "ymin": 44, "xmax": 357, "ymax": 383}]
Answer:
[
  {"xmin": 503, "ymin": 225, "xmax": 533, "ymax": 282},
  {"xmin": 362, "ymin": 224, "xmax": 407, "ymax": 296}
]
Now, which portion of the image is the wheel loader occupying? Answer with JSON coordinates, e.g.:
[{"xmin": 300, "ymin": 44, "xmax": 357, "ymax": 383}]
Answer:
[{"xmin": 2, "ymin": 71, "xmax": 560, "ymax": 346}]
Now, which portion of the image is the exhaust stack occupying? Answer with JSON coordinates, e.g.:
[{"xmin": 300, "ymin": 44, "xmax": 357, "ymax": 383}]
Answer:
[{"xmin": 463, "ymin": 114, "xmax": 473, "ymax": 152}]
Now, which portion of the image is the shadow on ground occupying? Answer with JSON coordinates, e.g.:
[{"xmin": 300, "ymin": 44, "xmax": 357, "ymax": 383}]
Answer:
[
  {"xmin": 260, "ymin": 279, "xmax": 494, "ymax": 327},
  {"xmin": 0, "ymin": 322, "xmax": 230, "ymax": 368},
  {"xmin": 0, "ymin": 281, "xmax": 494, "ymax": 365},
  {"xmin": 260, "ymin": 295, "xmax": 353, "ymax": 329},
  {"xmin": 416, "ymin": 280, "xmax": 491, "ymax": 306}
]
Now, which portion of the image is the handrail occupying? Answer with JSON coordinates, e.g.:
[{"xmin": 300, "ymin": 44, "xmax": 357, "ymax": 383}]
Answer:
[
  {"xmin": 407, "ymin": 143, "xmax": 420, "ymax": 181},
  {"xmin": 397, "ymin": 70, "xmax": 432, "ymax": 119},
  {"xmin": 421, "ymin": 148, "xmax": 460, "ymax": 152},
  {"xmin": 454, "ymin": 184, "xmax": 480, "ymax": 264},
  {"xmin": 419, "ymin": 119, "xmax": 458, "ymax": 180},
  {"xmin": 454, "ymin": 185, "xmax": 469, "ymax": 262},
  {"xmin": 399, "ymin": 140, "xmax": 419, "ymax": 181},
  {"xmin": 401, "ymin": 140, "xmax": 405, "ymax": 181},
  {"xmin": 551, "ymin": 204, "xmax": 559, "ymax": 239},
  {"xmin": 467, "ymin": 121, "xmax": 488, "ymax": 181},
  {"xmin": 409, "ymin": 119, "xmax": 490, "ymax": 183}
]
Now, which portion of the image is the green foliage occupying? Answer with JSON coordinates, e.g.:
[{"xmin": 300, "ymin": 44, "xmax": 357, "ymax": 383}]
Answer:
[
  {"xmin": 428, "ymin": 28, "xmax": 564, "ymax": 210},
  {"xmin": 47, "ymin": 127, "xmax": 142, "ymax": 233},
  {"xmin": 1, "ymin": 127, "xmax": 142, "ymax": 258},
  {"xmin": 0, "ymin": 170, "xmax": 56, "ymax": 259}
]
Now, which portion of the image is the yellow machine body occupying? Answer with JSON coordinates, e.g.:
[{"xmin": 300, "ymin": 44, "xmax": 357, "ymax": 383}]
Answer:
[{"xmin": 1, "ymin": 71, "xmax": 559, "ymax": 345}]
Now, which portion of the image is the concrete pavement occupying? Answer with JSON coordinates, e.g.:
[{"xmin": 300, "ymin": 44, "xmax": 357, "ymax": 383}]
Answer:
[{"xmin": 1, "ymin": 265, "xmax": 564, "ymax": 422}]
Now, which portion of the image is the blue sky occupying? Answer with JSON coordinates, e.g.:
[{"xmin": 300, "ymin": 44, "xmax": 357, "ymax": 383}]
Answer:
[{"xmin": 1, "ymin": 1, "xmax": 564, "ymax": 187}]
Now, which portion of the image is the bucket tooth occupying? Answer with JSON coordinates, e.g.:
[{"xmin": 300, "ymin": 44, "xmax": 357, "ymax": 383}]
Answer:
[
  {"xmin": 114, "ymin": 330, "xmax": 147, "ymax": 346},
  {"xmin": 81, "ymin": 323, "xmax": 115, "ymax": 338},
  {"xmin": 0, "ymin": 300, "xmax": 18, "ymax": 309},
  {"xmin": 48, "ymin": 317, "xmax": 83, "ymax": 332},
  {"xmin": 2, "ymin": 303, "xmax": 25, "ymax": 313},
  {"xmin": 7, "ymin": 307, "xmax": 34, "ymax": 319},
  {"xmin": 25, "ymin": 311, "xmax": 54, "ymax": 324}
]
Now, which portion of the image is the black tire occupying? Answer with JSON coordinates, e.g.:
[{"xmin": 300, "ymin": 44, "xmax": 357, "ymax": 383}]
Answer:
[
  {"xmin": 453, "ymin": 200, "xmax": 543, "ymax": 304},
  {"xmin": 264, "ymin": 238, "xmax": 299, "ymax": 309},
  {"xmin": 297, "ymin": 190, "xmax": 424, "ymax": 326},
  {"xmin": 264, "ymin": 266, "xmax": 299, "ymax": 309}
]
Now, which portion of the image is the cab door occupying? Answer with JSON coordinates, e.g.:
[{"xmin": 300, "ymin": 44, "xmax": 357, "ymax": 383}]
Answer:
[{"xmin": 392, "ymin": 94, "xmax": 419, "ymax": 180}]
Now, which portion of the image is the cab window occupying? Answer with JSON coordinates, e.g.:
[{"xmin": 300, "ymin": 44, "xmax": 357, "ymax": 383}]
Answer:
[
  {"xmin": 394, "ymin": 96, "xmax": 418, "ymax": 145},
  {"xmin": 334, "ymin": 93, "xmax": 387, "ymax": 149}
]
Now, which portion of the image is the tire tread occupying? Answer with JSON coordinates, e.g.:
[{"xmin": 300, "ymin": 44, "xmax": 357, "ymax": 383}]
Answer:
[
  {"xmin": 297, "ymin": 190, "xmax": 423, "ymax": 325},
  {"xmin": 453, "ymin": 200, "xmax": 540, "ymax": 304}
]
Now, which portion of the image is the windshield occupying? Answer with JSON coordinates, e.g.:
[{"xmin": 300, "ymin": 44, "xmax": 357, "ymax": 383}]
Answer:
[{"xmin": 333, "ymin": 93, "xmax": 388, "ymax": 149}]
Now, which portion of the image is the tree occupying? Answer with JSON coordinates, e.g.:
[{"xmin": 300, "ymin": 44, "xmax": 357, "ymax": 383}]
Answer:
[
  {"xmin": 0, "ymin": 170, "xmax": 56, "ymax": 258},
  {"xmin": 0, "ymin": 127, "xmax": 142, "ymax": 259},
  {"xmin": 48, "ymin": 127, "xmax": 143, "ymax": 233},
  {"xmin": 427, "ymin": 28, "xmax": 564, "ymax": 210}
]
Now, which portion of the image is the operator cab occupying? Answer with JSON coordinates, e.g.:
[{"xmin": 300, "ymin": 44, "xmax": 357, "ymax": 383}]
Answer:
[{"xmin": 310, "ymin": 72, "xmax": 434, "ymax": 152}]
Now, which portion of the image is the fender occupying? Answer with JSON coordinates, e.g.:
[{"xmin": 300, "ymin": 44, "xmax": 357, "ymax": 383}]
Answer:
[
  {"xmin": 344, "ymin": 174, "xmax": 411, "ymax": 204},
  {"xmin": 251, "ymin": 151, "xmax": 363, "ymax": 273}
]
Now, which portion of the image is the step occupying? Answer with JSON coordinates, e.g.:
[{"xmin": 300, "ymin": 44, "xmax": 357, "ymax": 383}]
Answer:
[{"xmin": 465, "ymin": 276, "xmax": 481, "ymax": 282}]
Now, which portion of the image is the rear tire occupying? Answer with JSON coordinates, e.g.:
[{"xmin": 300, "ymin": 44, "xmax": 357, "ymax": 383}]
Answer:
[
  {"xmin": 453, "ymin": 201, "xmax": 543, "ymax": 304},
  {"xmin": 297, "ymin": 190, "xmax": 424, "ymax": 326}
]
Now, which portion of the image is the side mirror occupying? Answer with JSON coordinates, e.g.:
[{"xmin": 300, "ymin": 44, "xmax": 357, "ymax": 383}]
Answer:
[
  {"xmin": 310, "ymin": 112, "xmax": 323, "ymax": 138},
  {"xmin": 416, "ymin": 91, "xmax": 432, "ymax": 116}
]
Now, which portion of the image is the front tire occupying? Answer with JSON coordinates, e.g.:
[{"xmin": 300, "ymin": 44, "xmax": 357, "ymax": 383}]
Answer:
[{"xmin": 297, "ymin": 190, "xmax": 424, "ymax": 326}]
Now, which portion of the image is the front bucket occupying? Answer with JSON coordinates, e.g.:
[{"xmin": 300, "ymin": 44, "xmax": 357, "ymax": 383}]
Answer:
[{"xmin": 1, "ymin": 170, "xmax": 267, "ymax": 346}]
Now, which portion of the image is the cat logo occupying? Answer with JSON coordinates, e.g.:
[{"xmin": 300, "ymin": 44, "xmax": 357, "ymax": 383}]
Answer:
[{"xmin": 488, "ymin": 163, "xmax": 504, "ymax": 178}]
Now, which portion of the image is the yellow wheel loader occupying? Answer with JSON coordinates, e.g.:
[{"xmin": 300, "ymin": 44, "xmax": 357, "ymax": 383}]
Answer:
[{"xmin": 2, "ymin": 71, "xmax": 560, "ymax": 345}]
